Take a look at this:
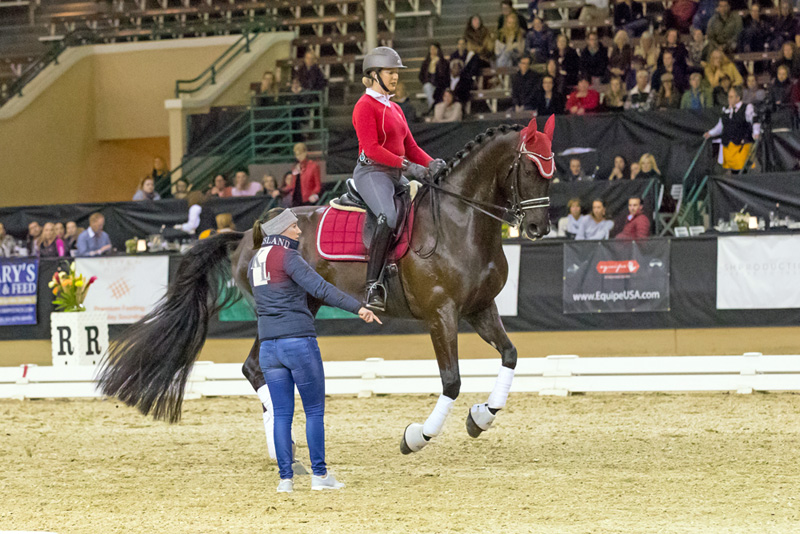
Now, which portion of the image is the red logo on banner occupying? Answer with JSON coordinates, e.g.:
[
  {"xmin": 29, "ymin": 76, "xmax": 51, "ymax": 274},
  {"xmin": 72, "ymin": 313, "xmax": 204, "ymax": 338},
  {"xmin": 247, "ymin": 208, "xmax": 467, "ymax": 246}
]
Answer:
[{"xmin": 596, "ymin": 260, "xmax": 640, "ymax": 274}]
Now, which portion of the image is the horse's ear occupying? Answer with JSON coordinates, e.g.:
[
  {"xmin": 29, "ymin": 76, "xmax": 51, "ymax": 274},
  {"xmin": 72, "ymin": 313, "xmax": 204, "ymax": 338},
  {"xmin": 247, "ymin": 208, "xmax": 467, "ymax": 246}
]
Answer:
[
  {"xmin": 526, "ymin": 115, "xmax": 538, "ymax": 135},
  {"xmin": 544, "ymin": 114, "xmax": 555, "ymax": 142}
]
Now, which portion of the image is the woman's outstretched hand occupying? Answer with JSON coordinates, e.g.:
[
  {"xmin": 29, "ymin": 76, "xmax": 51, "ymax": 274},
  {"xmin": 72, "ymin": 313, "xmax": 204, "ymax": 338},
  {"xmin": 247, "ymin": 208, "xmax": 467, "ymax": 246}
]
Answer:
[{"xmin": 358, "ymin": 307, "xmax": 383, "ymax": 324}]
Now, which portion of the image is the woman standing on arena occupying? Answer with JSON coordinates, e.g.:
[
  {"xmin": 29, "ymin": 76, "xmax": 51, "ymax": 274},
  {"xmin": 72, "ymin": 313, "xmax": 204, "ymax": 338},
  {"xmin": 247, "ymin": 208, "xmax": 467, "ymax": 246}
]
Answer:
[
  {"xmin": 250, "ymin": 208, "xmax": 381, "ymax": 493},
  {"xmin": 352, "ymin": 47, "xmax": 446, "ymax": 311}
]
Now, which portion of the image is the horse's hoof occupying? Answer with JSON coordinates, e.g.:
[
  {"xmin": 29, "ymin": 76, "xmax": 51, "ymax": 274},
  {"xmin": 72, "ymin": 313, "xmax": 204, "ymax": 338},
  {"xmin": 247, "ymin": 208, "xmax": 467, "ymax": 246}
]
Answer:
[
  {"xmin": 400, "ymin": 423, "xmax": 427, "ymax": 455},
  {"xmin": 466, "ymin": 411, "xmax": 484, "ymax": 438}
]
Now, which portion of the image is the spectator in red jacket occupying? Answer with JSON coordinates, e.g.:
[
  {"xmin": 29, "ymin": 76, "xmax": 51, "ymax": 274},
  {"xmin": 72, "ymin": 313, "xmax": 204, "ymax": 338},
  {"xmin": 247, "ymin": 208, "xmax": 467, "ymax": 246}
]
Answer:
[
  {"xmin": 284, "ymin": 142, "xmax": 321, "ymax": 207},
  {"xmin": 616, "ymin": 197, "xmax": 651, "ymax": 240},
  {"xmin": 566, "ymin": 75, "xmax": 600, "ymax": 115}
]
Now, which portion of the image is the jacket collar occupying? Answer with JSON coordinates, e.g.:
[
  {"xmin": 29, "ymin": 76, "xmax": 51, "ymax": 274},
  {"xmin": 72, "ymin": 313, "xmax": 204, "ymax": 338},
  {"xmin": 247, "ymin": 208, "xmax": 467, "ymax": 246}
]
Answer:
[{"xmin": 262, "ymin": 235, "xmax": 299, "ymax": 249}]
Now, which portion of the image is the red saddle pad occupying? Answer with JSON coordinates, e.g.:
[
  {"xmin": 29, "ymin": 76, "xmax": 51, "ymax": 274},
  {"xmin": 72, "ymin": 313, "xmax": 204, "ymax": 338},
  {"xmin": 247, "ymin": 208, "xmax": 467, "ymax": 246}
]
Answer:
[{"xmin": 316, "ymin": 207, "xmax": 413, "ymax": 262}]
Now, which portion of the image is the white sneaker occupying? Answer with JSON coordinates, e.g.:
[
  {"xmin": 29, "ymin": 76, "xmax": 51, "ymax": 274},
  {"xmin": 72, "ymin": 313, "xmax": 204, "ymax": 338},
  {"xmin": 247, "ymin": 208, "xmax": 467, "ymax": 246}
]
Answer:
[
  {"xmin": 277, "ymin": 479, "xmax": 294, "ymax": 493},
  {"xmin": 311, "ymin": 472, "xmax": 345, "ymax": 491}
]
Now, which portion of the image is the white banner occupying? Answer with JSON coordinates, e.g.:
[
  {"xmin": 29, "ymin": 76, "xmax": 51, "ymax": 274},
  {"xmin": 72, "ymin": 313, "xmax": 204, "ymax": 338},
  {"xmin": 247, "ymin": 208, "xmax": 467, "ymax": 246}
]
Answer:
[
  {"xmin": 717, "ymin": 235, "xmax": 800, "ymax": 309},
  {"xmin": 75, "ymin": 256, "xmax": 169, "ymax": 323},
  {"xmin": 496, "ymin": 244, "xmax": 520, "ymax": 316}
]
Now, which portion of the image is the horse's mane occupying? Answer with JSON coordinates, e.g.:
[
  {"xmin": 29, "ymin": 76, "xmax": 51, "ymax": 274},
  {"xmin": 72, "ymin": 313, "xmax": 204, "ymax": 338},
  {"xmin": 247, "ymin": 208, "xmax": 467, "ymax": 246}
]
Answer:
[{"xmin": 438, "ymin": 123, "xmax": 524, "ymax": 182}]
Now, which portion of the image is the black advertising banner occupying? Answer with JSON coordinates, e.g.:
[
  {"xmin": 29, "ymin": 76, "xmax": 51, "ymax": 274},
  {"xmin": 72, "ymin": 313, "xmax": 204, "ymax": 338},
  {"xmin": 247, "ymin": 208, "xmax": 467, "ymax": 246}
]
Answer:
[
  {"xmin": 563, "ymin": 240, "xmax": 670, "ymax": 313},
  {"xmin": 710, "ymin": 172, "xmax": 800, "ymax": 225}
]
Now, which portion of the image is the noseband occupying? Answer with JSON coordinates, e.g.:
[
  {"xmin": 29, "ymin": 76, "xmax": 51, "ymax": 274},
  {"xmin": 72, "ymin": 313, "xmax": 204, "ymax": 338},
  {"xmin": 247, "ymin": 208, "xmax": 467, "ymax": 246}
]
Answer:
[{"xmin": 506, "ymin": 146, "xmax": 551, "ymax": 227}]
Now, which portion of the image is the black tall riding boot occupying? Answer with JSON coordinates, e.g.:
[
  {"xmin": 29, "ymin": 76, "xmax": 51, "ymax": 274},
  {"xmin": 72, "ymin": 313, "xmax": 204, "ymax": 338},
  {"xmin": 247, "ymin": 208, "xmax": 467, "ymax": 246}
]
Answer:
[{"xmin": 365, "ymin": 216, "xmax": 394, "ymax": 311}]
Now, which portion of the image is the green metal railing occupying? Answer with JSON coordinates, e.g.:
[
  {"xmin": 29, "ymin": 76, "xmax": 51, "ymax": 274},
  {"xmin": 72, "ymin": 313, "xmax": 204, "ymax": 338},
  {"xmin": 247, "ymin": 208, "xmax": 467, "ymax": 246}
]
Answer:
[
  {"xmin": 160, "ymin": 91, "xmax": 327, "ymax": 196},
  {"xmin": 174, "ymin": 22, "xmax": 269, "ymax": 98}
]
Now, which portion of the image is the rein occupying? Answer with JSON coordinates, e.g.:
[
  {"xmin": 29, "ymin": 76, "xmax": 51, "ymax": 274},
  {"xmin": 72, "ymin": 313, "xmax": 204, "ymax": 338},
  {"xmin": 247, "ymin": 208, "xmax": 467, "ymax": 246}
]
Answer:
[{"xmin": 410, "ymin": 147, "xmax": 551, "ymax": 258}]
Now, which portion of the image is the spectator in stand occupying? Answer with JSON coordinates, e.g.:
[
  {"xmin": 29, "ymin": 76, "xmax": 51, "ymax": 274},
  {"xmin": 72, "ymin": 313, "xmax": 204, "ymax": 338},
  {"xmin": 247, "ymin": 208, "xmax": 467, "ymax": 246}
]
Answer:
[
  {"xmin": 772, "ymin": 42, "xmax": 800, "ymax": 79},
  {"xmin": 772, "ymin": 1, "xmax": 799, "ymax": 51},
  {"xmin": 284, "ymin": 143, "xmax": 321, "ymax": 207},
  {"xmin": 433, "ymin": 89, "xmax": 464, "ymax": 122},
  {"xmin": 581, "ymin": 32, "xmax": 609, "ymax": 83},
  {"xmin": 54, "ymin": 222, "xmax": 65, "ymax": 241},
  {"xmin": 465, "ymin": 15, "xmax": 494, "ymax": 61},
  {"xmin": 76, "ymin": 213, "xmax": 112, "ymax": 257},
  {"xmin": 525, "ymin": 17, "xmax": 553, "ymax": 64},
  {"xmin": 565, "ymin": 158, "xmax": 590, "ymax": 181},
  {"xmin": 38, "ymin": 222, "xmax": 66, "ymax": 258},
  {"xmin": 133, "ymin": 176, "xmax": 161, "ymax": 201},
  {"xmin": 707, "ymin": 0, "xmax": 743, "ymax": 53},
  {"xmin": 393, "ymin": 82, "xmax": 418, "ymax": 123},
  {"xmin": 546, "ymin": 58, "xmax": 567, "ymax": 96},
  {"xmin": 256, "ymin": 71, "xmax": 279, "ymax": 106},
  {"xmin": 567, "ymin": 75, "xmax": 600, "ymax": 115},
  {"xmin": 704, "ymin": 85, "xmax": 761, "ymax": 172},
  {"xmin": 261, "ymin": 174, "xmax": 282, "ymax": 201},
  {"xmin": 463, "ymin": 40, "xmax": 491, "ymax": 81},
  {"xmin": 279, "ymin": 171, "xmax": 294, "ymax": 207},
  {"xmin": 629, "ymin": 161, "xmax": 641, "ymax": 180},
  {"xmin": 448, "ymin": 59, "xmax": 473, "ymax": 106},
  {"xmin": 634, "ymin": 32, "xmax": 660, "ymax": 74},
  {"xmin": 739, "ymin": 4, "xmax": 770, "ymax": 56},
  {"xmin": 742, "ymin": 73, "xmax": 766, "ymax": 104},
  {"xmin": 173, "ymin": 178, "xmax": 189, "ymax": 200},
  {"xmin": 294, "ymin": 50, "xmax": 327, "ymax": 92},
  {"xmin": 625, "ymin": 70, "xmax": 652, "ymax": 111},
  {"xmin": 26, "ymin": 221, "xmax": 41, "ymax": 256},
  {"xmin": 215, "ymin": 213, "xmax": 236, "ymax": 234},
  {"xmin": 576, "ymin": 199, "xmax": 615, "ymax": 240},
  {"xmin": 533, "ymin": 75, "xmax": 566, "ymax": 115},
  {"xmin": 660, "ymin": 29, "xmax": 689, "ymax": 72},
  {"xmin": 712, "ymin": 73, "xmax": 733, "ymax": 107},
  {"xmin": 174, "ymin": 191, "xmax": 215, "ymax": 235},
  {"xmin": 495, "ymin": 14, "xmax": 526, "ymax": 68},
  {"xmin": 450, "ymin": 38, "xmax": 469, "ymax": 63},
  {"xmin": 558, "ymin": 198, "xmax": 583, "ymax": 238},
  {"xmin": 608, "ymin": 31, "xmax": 634, "ymax": 82},
  {"xmin": 551, "ymin": 34, "xmax": 580, "ymax": 89},
  {"xmin": 663, "ymin": 0, "xmax": 698, "ymax": 33},
  {"xmin": 681, "ymin": 71, "xmax": 714, "ymax": 109},
  {"xmin": 769, "ymin": 64, "xmax": 794, "ymax": 106},
  {"xmin": 151, "ymin": 156, "xmax": 169, "ymax": 193},
  {"xmin": 652, "ymin": 50, "xmax": 687, "ymax": 92},
  {"xmin": 615, "ymin": 197, "xmax": 651, "ymax": 240},
  {"xmin": 419, "ymin": 42, "xmax": 450, "ymax": 111},
  {"xmin": 64, "ymin": 221, "xmax": 79, "ymax": 251},
  {"xmin": 637, "ymin": 153, "xmax": 663, "ymax": 183},
  {"xmin": 705, "ymin": 48, "xmax": 743, "ymax": 88},
  {"xmin": 603, "ymin": 76, "xmax": 628, "ymax": 112},
  {"xmin": 231, "ymin": 170, "xmax": 264, "ymax": 197},
  {"xmin": 687, "ymin": 27, "xmax": 709, "ymax": 69},
  {"xmin": 511, "ymin": 55, "xmax": 539, "ymax": 111},
  {"xmin": 614, "ymin": 0, "xmax": 648, "ymax": 36},
  {"xmin": 208, "ymin": 174, "xmax": 232, "ymax": 198},
  {"xmin": 607, "ymin": 155, "xmax": 627, "ymax": 180},
  {"xmin": 497, "ymin": 0, "xmax": 527, "ymax": 32},
  {"xmin": 0, "ymin": 222, "xmax": 16, "ymax": 257},
  {"xmin": 652, "ymin": 73, "xmax": 682, "ymax": 109},
  {"xmin": 693, "ymin": 0, "xmax": 717, "ymax": 33}
]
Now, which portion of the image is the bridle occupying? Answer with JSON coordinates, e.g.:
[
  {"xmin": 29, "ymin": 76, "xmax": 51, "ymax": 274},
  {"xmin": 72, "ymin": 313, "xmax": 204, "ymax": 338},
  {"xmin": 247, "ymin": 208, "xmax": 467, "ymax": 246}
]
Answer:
[{"xmin": 411, "ymin": 141, "xmax": 551, "ymax": 257}]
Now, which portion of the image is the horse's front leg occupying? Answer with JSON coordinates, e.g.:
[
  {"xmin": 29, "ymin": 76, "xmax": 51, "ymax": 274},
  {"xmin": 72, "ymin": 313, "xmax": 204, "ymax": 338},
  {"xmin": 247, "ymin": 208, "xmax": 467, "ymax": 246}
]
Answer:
[
  {"xmin": 400, "ymin": 301, "xmax": 460, "ymax": 454},
  {"xmin": 463, "ymin": 302, "xmax": 517, "ymax": 438}
]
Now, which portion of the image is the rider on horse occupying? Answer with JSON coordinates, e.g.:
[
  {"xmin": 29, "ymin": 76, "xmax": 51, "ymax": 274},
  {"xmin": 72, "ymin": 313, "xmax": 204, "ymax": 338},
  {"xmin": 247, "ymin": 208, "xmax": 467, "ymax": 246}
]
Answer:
[{"xmin": 353, "ymin": 47, "xmax": 446, "ymax": 311}]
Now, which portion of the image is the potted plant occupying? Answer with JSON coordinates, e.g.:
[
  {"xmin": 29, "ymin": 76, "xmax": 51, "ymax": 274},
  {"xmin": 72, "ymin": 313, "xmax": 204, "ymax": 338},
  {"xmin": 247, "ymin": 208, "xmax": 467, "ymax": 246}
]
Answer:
[{"xmin": 49, "ymin": 262, "xmax": 108, "ymax": 366}]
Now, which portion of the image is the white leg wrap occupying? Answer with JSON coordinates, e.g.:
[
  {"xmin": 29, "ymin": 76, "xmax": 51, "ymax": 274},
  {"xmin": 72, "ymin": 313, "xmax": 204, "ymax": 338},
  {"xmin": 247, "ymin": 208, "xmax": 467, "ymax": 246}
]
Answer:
[
  {"xmin": 262, "ymin": 411, "xmax": 277, "ymax": 460},
  {"xmin": 422, "ymin": 394, "xmax": 455, "ymax": 438},
  {"xmin": 470, "ymin": 403, "xmax": 497, "ymax": 431},
  {"xmin": 488, "ymin": 366, "xmax": 515, "ymax": 410},
  {"xmin": 403, "ymin": 423, "xmax": 428, "ymax": 452},
  {"xmin": 257, "ymin": 385, "xmax": 273, "ymax": 412}
]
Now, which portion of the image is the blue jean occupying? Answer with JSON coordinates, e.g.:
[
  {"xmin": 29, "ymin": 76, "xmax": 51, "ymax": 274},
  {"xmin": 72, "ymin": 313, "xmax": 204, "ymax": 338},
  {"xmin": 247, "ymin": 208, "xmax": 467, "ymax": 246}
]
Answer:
[{"xmin": 259, "ymin": 337, "xmax": 327, "ymax": 479}]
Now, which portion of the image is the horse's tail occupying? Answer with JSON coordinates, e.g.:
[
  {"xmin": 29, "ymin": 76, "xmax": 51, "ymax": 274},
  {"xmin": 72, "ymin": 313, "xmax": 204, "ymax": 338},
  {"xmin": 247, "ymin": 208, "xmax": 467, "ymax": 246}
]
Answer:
[{"xmin": 96, "ymin": 232, "xmax": 245, "ymax": 423}]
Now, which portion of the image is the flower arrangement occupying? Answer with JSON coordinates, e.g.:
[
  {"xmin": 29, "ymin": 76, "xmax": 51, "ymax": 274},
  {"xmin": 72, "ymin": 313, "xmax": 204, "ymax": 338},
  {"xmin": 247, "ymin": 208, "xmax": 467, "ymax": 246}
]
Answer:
[{"xmin": 49, "ymin": 262, "xmax": 97, "ymax": 312}]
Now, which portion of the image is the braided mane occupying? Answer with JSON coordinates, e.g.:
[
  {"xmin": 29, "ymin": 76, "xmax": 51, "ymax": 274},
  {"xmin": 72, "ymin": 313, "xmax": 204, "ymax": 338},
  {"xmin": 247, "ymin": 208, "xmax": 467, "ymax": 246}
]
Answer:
[{"xmin": 437, "ymin": 124, "xmax": 524, "ymax": 181}]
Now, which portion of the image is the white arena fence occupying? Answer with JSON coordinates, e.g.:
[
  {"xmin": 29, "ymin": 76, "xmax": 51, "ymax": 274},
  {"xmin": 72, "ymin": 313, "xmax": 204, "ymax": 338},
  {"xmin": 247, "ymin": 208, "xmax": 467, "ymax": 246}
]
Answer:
[{"xmin": 1, "ymin": 353, "xmax": 800, "ymax": 400}]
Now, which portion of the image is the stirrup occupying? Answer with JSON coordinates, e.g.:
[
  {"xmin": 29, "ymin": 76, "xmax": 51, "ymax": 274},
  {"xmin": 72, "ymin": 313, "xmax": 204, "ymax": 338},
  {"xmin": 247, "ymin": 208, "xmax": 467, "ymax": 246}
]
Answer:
[{"xmin": 366, "ymin": 281, "xmax": 387, "ymax": 312}]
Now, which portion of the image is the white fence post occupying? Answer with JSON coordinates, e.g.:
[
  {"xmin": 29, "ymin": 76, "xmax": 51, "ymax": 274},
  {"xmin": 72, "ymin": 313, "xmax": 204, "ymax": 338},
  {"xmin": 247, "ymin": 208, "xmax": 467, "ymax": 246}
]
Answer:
[
  {"xmin": 539, "ymin": 355, "xmax": 579, "ymax": 396},
  {"xmin": 737, "ymin": 352, "xmax": 762, "ymax": 394},
  {"xmin": 358, "ymin": 357, "xmax": 383, "ymax": 398}
]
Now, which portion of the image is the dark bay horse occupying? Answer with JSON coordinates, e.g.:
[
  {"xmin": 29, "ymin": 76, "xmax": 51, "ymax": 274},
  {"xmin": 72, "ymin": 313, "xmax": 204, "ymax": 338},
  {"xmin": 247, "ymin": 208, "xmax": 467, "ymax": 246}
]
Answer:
[{"xmin": 97, "ymin": 116, "xmax": 555, "ymax": 454}]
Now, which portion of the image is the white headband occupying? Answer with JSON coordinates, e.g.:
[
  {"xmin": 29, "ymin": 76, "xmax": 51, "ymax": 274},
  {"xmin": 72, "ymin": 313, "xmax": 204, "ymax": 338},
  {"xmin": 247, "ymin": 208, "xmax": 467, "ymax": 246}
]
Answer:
[{"xmin": 260, "ymin": 210, "xmax": 298, "ymax": 236}]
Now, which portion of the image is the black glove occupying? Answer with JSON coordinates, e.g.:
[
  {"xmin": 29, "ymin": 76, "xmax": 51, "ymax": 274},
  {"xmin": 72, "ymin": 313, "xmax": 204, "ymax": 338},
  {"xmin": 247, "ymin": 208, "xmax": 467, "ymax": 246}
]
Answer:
[
  {"xmin": 427, "ymin": 158, "xmax": 446, "ymax": 176},
  {"xmin": 402, "ymin": 159, "xmax": 429, "ymax": 180}
]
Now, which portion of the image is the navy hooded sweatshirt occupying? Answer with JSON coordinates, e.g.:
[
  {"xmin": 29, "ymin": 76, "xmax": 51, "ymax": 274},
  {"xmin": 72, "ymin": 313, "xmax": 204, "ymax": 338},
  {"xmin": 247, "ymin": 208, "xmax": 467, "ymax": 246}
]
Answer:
[{"xmin": 248, "ymin": 234, "xmax": 362, "ymax": 340}]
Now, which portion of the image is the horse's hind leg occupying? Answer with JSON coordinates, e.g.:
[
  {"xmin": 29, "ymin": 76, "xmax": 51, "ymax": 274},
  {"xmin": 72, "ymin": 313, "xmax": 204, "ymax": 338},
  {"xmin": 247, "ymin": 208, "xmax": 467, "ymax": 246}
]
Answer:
[
  {"xmin": 242, "ymin": 337, "xmax": 276, "ymax": 459},
  {"xmin": 463, "ymin": 303, "xmax": 517, "ymax": 438},
  {"xmin": 401, "ymin": 302, "xmax": 460, "ymax": 454}
]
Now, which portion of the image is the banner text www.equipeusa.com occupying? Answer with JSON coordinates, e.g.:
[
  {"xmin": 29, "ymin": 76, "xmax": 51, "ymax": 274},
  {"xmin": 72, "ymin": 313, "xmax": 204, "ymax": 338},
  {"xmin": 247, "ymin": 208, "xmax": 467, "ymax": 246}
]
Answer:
[{"xmin": 572, "ymin": 290, "xmax": 661, "ymax": 303}]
